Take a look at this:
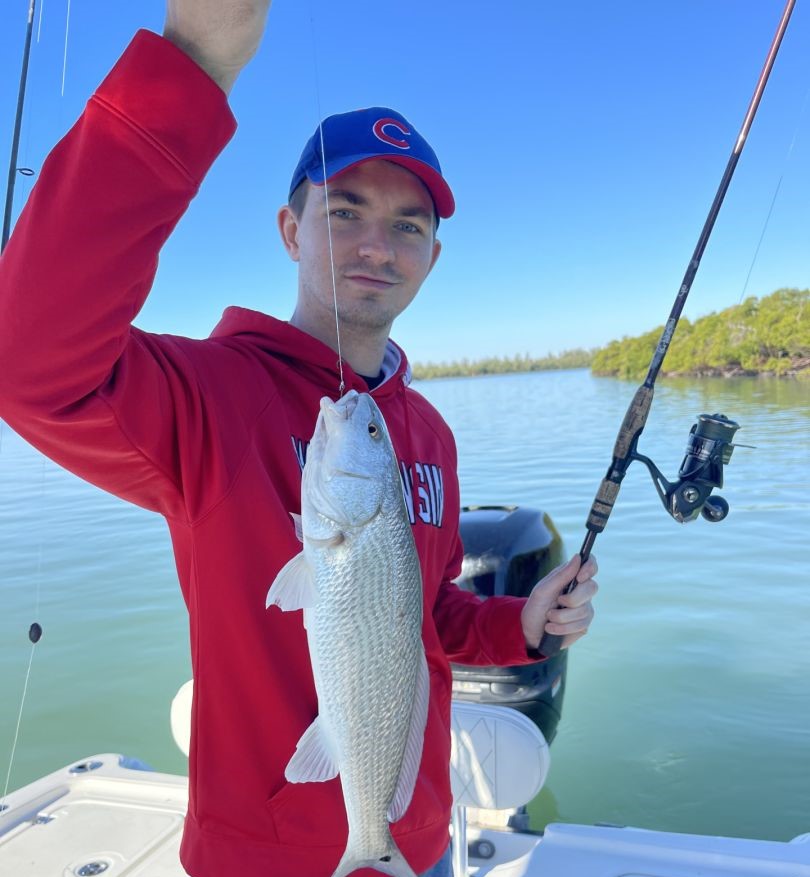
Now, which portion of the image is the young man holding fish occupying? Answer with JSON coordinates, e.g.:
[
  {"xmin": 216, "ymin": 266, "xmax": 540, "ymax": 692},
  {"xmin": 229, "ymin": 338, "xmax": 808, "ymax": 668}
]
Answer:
[{"xmin": 0, "ymin": 1, "xmax": 597, "ymax": 876}]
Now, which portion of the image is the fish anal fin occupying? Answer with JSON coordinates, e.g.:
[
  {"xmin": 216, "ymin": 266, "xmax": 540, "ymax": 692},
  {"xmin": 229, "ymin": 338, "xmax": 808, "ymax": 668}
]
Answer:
[
  {"xmin": 285, "ymin": 716, "xmax": 339, "ymax": 783},
  {"xmin": 266, "ymin": 552, "xmax": 316, "ymax": 611},
  {"xmin": 387, "ymin": 649, "xmax": 429, "ymax": 822}
]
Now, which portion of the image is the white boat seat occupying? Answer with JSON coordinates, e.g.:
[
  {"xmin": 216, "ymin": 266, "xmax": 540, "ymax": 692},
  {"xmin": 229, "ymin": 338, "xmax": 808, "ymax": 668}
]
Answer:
[
  {"xmin": 169, "ymin": 679, "xmax": 193, "ymax": 757},
  {"xmin": 449, "ymin": 700, "xmax": 549, "ymax": 810},
  {"xmin": 449, "ymin": 702, "xmax": 549, "ymax": 877}
]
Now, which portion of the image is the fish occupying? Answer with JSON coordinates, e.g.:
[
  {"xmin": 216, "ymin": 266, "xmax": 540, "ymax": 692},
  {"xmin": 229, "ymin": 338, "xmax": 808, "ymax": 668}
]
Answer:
[{"xmin": 266, "ymin": 390, "xmax": 428, "ymax": 877}]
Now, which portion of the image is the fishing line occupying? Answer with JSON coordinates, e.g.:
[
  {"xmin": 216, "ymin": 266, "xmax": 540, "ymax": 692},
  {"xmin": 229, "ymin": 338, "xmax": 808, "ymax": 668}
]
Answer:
[
  {"xmin": 738, "ymin": 80, "xmax": 810, "ymax": 304},
  {"xmin": 0, "ymin": 451, "xmax": 46, "ymax": 816},
  {"xmin": 1, "ymin": 0, "xmax": 47, "ymax": 813},
  {"xmin": 1, "ymin": 643, "xmax": 36, "ymax": 811},
  {"xmin": 317, "ymin": 124, "xmax": 346, "ymax": 398},
  {"xmin": 60, "ymin": 0, "xmax": 71, "ymax": 96},
  {"xmin": 36, "ymin": 0, "xmax": 45, "ymax": 42},
  {"xmin": 0, "ymin": 457, "xmax": 46, "ymax": 815},
  {"xmin": 307, "ymin": 2, "xmax": 345, "ymax": 398}
]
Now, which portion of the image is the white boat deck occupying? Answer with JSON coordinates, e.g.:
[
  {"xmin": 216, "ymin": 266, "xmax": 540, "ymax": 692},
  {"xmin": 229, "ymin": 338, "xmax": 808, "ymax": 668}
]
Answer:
[
  {"xmin": 2, "ymin": 702, "xmax": 809, "ymax": 876},
  {"xmin": 2, "ymin": 752, "xmax": 810, "ymax": 877},
  {"xmin": 0, "ymin": 756, "xmax": 187, "ymax": 877}
]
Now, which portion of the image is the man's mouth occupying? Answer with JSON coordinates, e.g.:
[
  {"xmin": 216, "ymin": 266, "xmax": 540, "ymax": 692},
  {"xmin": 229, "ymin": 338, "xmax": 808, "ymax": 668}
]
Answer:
[{"xmin": 344, "ymin": 273, "xmax": 399, "ymax": 290}]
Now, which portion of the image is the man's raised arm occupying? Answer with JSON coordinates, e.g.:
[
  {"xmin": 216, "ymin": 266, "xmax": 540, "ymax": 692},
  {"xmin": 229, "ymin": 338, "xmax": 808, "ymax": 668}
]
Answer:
[{"xmin": 0, "ymin": 3, "xmax": 272, "ymax": 517}]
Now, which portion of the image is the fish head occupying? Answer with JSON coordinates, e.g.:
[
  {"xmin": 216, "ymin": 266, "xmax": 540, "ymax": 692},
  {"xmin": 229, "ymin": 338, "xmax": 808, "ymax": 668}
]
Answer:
[{"xmin": 303, "ymin": 391, "xmax": 396, "ymax": 528}]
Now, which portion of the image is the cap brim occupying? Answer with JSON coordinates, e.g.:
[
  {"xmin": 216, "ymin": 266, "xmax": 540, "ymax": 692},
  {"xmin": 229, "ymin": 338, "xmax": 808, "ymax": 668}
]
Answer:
[{"xmin": 308, "ymin": 154, "xmax": 455, "ymax": 219}]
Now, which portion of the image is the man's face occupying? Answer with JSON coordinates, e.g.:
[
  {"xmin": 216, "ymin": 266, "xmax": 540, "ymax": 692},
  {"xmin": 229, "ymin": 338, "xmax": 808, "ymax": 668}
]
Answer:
[{"xmin": 278, "ymin": 160, "xmax": 442, "ymax": 336}]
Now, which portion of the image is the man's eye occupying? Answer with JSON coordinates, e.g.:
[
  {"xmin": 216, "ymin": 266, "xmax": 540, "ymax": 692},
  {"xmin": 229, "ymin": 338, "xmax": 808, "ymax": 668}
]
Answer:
[
  {"xmin": 397, "ymin": 221, "xmax": 422, "ymax": 234},
  {"xmin": 331, "ymin": 208, "xmax": 355, "ymax": 219}
]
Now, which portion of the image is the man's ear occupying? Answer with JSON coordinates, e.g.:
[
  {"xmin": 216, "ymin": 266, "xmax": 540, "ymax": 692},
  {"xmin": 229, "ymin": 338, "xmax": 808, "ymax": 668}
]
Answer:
[{"xmin": 277, "ymin": 205, "xmax": 301, "ymax": 261}]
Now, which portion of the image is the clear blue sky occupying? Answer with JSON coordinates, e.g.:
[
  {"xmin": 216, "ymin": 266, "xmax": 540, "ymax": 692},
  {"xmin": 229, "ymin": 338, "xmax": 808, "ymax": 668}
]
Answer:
[{"xmin": 1, "ymin": 1, "xmax": 808, "ymax": 364}]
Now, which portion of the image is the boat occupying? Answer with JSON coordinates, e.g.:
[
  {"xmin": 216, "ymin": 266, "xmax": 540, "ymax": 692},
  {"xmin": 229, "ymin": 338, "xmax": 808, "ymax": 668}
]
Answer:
[
  {"xmin": 1, "ymin": 505, "xmax": 808, "ymax": 877},
  {"xmin": 1, "ymin": 688, "xmax": 808, "ymax": 876}
]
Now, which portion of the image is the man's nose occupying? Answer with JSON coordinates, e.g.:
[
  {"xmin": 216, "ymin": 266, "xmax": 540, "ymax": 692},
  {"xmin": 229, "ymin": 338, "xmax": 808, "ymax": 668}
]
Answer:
[{"xmin": 357, "ymin": 223, "xmax": 395, "ymax": 263}]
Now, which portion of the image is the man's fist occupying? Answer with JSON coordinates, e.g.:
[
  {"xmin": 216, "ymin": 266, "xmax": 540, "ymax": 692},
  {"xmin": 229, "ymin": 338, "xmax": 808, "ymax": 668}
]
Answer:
[{"xmin": 164, "ymin": 1, "xmax": 272, "ymax": 94}]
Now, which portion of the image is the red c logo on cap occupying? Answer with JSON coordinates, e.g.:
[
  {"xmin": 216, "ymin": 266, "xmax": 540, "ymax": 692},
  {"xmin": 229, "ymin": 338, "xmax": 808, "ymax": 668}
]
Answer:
[{"xmin": 373, "ymin": 118, "xmax": 411, "ymax": 149}]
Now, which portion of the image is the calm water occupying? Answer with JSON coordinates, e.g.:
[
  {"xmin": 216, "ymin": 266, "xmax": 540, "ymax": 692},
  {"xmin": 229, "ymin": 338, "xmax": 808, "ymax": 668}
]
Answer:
[{"xmin": 1, "ymin": 370, "xmax": 808, "ymax": 841}]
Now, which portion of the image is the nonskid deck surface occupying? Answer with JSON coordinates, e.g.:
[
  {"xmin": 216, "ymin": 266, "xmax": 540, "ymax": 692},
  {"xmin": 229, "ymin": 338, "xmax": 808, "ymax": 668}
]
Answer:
[
  {"xmin": 1, "ymin": 755, "xmax": 809, "ymax": 877},
  {"xmin": 0, "ymin": 755, "xmax": 188, "ymax": 877}
]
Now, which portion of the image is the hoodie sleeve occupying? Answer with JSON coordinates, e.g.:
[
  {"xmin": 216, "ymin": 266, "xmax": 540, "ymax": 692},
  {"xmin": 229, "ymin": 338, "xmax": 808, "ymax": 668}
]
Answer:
[
  {"xmin": 432, "ymin": 513, "xmax": 541, "ymax": 668},
  {"xmin": 0, "ymin": 31, "xmax": 237, "ymax": 519}
]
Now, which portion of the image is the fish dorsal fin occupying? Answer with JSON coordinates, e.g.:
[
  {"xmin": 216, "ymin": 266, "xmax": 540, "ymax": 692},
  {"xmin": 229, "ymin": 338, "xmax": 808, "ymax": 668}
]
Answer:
[
  {"xmin": 266, "ymin": 552, "xmax": 316, "ymax": 611},
  {"xmin": 285, "ymin": 716, "xmax": 339, "ymax": 783},
  {"xmin": 388, "ymin": 649, "xmax": 429, "ymax": 822},
  {"xmin": 290, "ymin": 512, "xmax": 304, "ymax": 542}
]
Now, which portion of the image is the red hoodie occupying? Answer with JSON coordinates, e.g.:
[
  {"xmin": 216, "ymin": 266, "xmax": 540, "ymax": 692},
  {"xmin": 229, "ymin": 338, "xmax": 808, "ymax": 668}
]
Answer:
[{"xmin": 0, "ymin": 31, "xmax": 539, "ymax": 877}]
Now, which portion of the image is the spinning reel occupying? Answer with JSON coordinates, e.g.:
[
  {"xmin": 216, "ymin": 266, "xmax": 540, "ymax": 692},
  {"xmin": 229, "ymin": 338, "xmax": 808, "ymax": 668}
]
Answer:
[{"xmin": 631, "ymin": 413, "xmax": 741, "ymax": 523}]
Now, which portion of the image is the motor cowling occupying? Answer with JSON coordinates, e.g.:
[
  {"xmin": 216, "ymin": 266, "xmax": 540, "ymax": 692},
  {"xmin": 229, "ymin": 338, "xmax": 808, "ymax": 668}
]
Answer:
[{"xmin": 452, "ymin": 505, "xmax": 568, "ymax": 745}]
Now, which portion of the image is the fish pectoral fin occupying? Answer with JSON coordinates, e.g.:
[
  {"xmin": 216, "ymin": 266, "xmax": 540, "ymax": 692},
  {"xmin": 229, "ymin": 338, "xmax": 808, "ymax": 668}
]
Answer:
[
  {"xmin": 290, "ymin": 512, "xmax": 304, "ymax": 543},
  {"xmin": 290, "ymin": 512, "xmax": 345, "ymax": 549},
  {"xmin": 265, "ymin": 552, "xmax": 316, "ymax": 611},
  {"xmin": 284, "ymin": 716, "xmax": 339, "ymax": 783},
  {"xmin": 388, "ymin": 649, "xmax": 430, "ymax": 823}
]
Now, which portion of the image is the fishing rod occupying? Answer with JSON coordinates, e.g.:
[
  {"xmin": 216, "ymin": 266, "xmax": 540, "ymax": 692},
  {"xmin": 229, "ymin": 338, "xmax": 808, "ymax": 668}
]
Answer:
[
  {"xmin": 538, "ymin": 0, "xmax": 796, "ymax": 658},
  {"xmin": 2, "ymin": 0, "xmax": 38, "ymax": 254}
]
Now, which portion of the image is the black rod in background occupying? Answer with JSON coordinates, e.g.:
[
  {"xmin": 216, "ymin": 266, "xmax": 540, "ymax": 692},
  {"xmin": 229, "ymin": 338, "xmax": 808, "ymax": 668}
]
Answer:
[{"xmin": 2, "ymin": 0, "xmax": 38, "ymax": 254}]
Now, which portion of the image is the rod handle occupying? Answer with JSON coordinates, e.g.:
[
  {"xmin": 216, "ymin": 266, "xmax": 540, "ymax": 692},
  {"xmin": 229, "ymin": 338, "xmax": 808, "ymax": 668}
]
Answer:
[
  {"xmin": 586, "ymin": 475, "xmax": 622, "ymax": 533},
  {"xmin": 612, "ymin": 384, "xmax": 653, "ymax": 460}
]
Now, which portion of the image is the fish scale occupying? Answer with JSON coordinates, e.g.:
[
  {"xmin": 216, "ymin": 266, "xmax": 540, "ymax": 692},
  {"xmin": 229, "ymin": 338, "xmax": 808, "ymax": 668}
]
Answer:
[{"xmin": 308, "ymin": 487, "xmax": 421, "ymax": 855}]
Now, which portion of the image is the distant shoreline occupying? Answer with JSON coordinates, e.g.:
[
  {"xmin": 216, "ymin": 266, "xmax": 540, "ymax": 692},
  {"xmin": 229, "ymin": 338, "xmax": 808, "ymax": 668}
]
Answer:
[
  {"xmin": 411, "ymin": 349, "xmax": 594, "ymax": 381},
  {"xmin": 411, "ymin": 362, "xmax": 809, "ymax": 381},
  {"xmin": 414, "ymin": 288, "xmax": 809, "ymax": 381}
]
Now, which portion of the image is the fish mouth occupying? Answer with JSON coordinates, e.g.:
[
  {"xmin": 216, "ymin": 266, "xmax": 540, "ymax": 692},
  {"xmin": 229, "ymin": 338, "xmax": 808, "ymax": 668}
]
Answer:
[{"xmin": 321, "ymin": 392, "xmax": 360, "ymax": 421}]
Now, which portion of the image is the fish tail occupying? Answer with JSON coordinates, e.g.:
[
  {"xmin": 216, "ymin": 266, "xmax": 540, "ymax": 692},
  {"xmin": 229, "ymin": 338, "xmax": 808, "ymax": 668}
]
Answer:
[{"xmin": 331, "ymin": 836, "xmax": 417, "ymax": 877}]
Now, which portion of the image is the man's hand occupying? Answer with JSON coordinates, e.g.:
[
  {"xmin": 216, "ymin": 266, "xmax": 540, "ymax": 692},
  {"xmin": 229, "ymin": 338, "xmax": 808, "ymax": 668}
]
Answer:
[
  {"xmin": 520, "ymin": 554, "xmax": 598, "ymax": 652},
  {"xmin": 163, "ymin": 0, "xmax": 272, "ymax": 94}
]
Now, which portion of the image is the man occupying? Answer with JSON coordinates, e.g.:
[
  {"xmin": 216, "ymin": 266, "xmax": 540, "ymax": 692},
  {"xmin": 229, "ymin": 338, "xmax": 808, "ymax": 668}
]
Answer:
[{"xmin": 0, "ymin": 2, "xmax": 597, "ymax": 876}]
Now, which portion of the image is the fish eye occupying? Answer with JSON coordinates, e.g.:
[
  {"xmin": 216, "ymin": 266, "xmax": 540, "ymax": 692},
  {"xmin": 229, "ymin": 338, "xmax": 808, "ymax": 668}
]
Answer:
[{"xmin": 368, "ymin": 422, "xmax": 380, "ymax": 439}]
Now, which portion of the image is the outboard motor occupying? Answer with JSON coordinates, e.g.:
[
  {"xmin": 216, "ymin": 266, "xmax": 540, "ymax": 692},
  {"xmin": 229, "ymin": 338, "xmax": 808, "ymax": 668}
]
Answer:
[{"xmin": 452, "ymin": 505, "xmax": 568, "ymax": 745}]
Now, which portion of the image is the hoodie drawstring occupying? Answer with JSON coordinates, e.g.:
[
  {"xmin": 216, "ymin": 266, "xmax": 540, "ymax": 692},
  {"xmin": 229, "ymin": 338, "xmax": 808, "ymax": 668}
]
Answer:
[{"xmin": 399, "ymin": 374, "xmax": 417, "ymax": 476}]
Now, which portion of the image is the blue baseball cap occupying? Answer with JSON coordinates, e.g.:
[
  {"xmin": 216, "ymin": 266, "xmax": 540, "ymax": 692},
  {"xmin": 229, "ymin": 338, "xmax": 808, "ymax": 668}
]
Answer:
[{"xmin": 289, "ymin": 107, "xmax": 455, "ymax": 219}]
